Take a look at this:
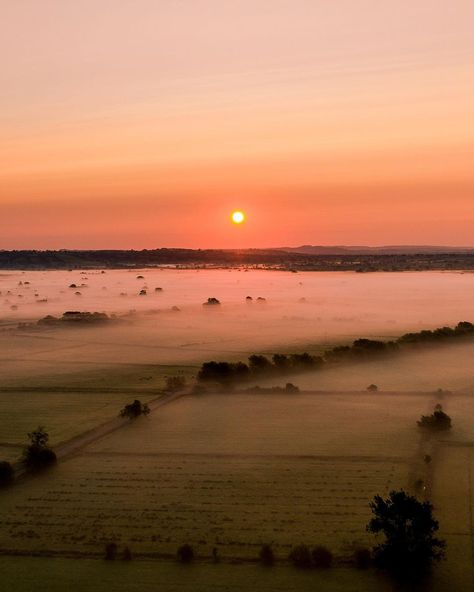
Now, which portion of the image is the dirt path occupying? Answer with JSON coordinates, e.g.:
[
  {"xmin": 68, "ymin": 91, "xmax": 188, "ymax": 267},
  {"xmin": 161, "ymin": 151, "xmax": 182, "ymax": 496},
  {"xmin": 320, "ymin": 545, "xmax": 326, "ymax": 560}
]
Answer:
[{"xmin": 13, "ymin": 389, "xmax": 189, "ymax": 479}]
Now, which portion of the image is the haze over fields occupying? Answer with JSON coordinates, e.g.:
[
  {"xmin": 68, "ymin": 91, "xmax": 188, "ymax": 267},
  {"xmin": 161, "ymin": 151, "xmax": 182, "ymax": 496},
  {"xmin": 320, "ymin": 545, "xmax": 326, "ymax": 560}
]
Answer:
[
  {"xmin": 2, "ymin": 1, "xmax": 474, "ymax": 591},
  {"xmin": 1, "ymin": 269, "xmax": 474, "ymax": 591}
]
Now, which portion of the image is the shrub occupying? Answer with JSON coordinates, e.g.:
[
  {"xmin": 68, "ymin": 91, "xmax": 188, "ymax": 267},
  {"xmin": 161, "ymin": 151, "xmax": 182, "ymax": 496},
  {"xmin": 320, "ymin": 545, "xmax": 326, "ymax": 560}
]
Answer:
[
  {"xmin": 353, "ymin": 547, "xmax": 371, "ymax": 569},
  {"xmin": 311, "ymin": 545, "xmax": 333, "ymax": 568},
  {"xmin": 0, "ymin": 461, "xmax": 14, "ymax": 487},
  {"xmin": 367, "ymin": 384, "xmax": 378, "ymax": 392},
  {"xmin": 177, "ymin": 544, "xmax": 194, "ymax": 563},
  {"xmin": 166, "ymin": 376, "xmax": 186, "ymax": 392},
  {"xmin": 203, "ymin": 297, "xmax": 220, "ymax": 306},
  {"xmin": 105, "ymin": 542, "xmax": 118, "ymax": 560},
  {"xmin": 417, "ymin": 406, "xmax": 452, "ymax": 431},
  {"xmin": 22, "ymin": 427, "xmax": 57, "ymax": 470},
  {"xmin": 288, "ymin": 544, "xmax": 312, "ymax": 568},
  {"xmin": 119, "ymin": 400, "xmax": 150, "ymax": 419},
  {"xmin": 259, "ymin": 544, "xmax": 275, "ymax": 566},
  {"xmin": 122, "ymin": 546, "xmax": 132, "ymax": 561}
]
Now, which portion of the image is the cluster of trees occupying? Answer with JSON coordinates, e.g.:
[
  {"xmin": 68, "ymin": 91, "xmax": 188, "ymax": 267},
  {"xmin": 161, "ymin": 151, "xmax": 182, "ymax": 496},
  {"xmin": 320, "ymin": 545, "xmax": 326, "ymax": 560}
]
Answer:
[
  {"xmin": 38, "ymin": 311, "xmax": 111, "ymax": 326},
  {"xmin": 96, "ymin": 489, "xmax": 442, "ymax": 581},
  {"xmin": 197, "ymin": 321, "xmax": 474, "ymax": 386},
  {"xmin": 203, "ymin": 297, "xmax": 221, "ymax": 306},
  {"xmin": 197, "ymin": 353, "xmax": 324, "ymax": 385},
  {"xmin": 22, "ymin": 426, "xmax": 57, "ymax": 470},
  {"xmin": 398, "ymin": 321, "xmax": 474, "ymax": 345},
  {"xmin": 119, "ymin": 400, "xmax": 150, "ymax": 419},
  {"xmin": 417, "ymin": 404, "xmax": 452, "ymax": 431},
  {"xmin": 1, "ymin": 427, "xmax": 58, "ymax": 486}
]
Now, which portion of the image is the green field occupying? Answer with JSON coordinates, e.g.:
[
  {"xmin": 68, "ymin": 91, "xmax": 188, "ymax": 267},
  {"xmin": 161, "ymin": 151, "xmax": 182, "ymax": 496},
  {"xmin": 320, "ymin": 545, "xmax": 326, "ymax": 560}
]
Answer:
[
  {"xmin": 0, "ymin": 393, "xmax": 431, "ymax": 561},
  {"xmin": 0, "ymin": 391, "xmax": 160, "ymax": 450}
]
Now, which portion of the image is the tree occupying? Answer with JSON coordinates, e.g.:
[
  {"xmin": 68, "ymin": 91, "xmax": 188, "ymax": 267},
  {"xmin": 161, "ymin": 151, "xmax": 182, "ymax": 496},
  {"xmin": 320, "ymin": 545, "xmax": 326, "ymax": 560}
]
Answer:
[
  {"xmin": 166, "ymin": 376, "xmax": 186, "ymax": 392},
  {"xmin": 119, "ymin": 400, "xmax": 150, "ymax": 419},
  {"xmin": 248, "ymin": 355, "xmax": 272, "ymax": 373},
  {"xmin": 203, "ymin": 297, "xmax": 220, "ymax": 306},
  {"xmin": 104, "ymin": 542, "xmax": 118, "ymax": 560},
  {"xmin": 0, "ymin": 461, "xmax": 14, "ymax": 487},
  {"xmin": 177, "ymin": 544, "xmax": 194, "ymax": 563},
  {"xmin": 353, "ymin": 547, "xmax": 371, "ymax": 569},
  {"xmin": 259, "ymin": 544, "xmax": 275, "ymax": 566},
  {"xmin": 122, "ymin": 546, "xmax": 132, "ymax": 561},
  {"xmin": 417, "ymin": 406, "xmax": 452, "ymax": 431},
  {"xmin": 367, "ymin": 490, "xmax": 445, "ymax": 573},
  {"xmin": 28, "ymin": 427, "xmax": 49, "ymax": 448},
  {"xmin": 311, "ymin": 545, "xmax": 333, "ymax": 568},
  {"xmin": 22, "ymin": 426, "xmax": 57, "ymax": 470},
  {"xmin": 288, "ymin": 544, "xmax": 312, "ymax": 568}
]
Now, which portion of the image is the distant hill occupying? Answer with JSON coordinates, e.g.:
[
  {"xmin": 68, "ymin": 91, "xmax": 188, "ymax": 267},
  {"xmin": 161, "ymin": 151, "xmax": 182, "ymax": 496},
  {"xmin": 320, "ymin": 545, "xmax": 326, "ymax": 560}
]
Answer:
[
  {"xmin": 276, "ymin": 245, "xmax": 474, "ymax": 255},
  {"xmin": 0, "ymin": 247, "xmax": 473, "ymax": 271}
]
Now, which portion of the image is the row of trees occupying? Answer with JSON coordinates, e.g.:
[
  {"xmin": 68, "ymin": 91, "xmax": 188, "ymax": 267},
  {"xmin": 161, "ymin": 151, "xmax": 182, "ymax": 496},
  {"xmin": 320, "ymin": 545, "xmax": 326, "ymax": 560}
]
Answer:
[
  {"xmin": 197, "ymin": 321, "xmax": 474, "ymax": 385},
  {"xmin": 101, "ymin": 490, "xmax": 442, "ymax": 578}
]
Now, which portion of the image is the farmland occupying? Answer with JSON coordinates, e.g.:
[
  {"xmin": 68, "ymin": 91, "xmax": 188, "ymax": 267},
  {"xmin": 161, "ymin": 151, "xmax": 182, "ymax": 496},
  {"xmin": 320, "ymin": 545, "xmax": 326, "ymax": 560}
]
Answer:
[
  {"xmin": 0, "ymin": 391, "xmax": 162, "ymax": 449},
  {"xmin": 0, "ymin": 393, "xmax": 435, "ymax": 559},
  {"xmin": 1, "ymin": 269, "xmax": 474, "ymax": 590}
]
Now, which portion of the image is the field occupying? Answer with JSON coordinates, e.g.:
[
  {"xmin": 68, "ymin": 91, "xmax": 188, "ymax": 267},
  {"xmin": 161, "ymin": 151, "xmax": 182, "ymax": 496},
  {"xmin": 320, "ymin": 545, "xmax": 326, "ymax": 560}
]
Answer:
[
  {"xmin": 0, "ymin": 393, "xmax": 434, "ymax": 559},
  {"xmin": 0, "ymin": 557, "xmax": 395, "ymax": 592},
  {"xmin": 1, "ymin": 269, "xmax": 474, "ymax": 590},
  {"xmin": 0, "ymin": 391, "xmax": 163, "ymax": 450},
  {"xmin": 256, "ymin": 341, "xmax": 474, "ymax": 393}
]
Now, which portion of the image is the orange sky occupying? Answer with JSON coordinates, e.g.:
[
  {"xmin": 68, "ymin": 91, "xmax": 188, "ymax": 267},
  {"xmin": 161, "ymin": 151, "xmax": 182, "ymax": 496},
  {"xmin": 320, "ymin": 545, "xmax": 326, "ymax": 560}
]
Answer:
[{"xmin": 1, "ymin": 0, "xmax": 473, "ymax": 249}]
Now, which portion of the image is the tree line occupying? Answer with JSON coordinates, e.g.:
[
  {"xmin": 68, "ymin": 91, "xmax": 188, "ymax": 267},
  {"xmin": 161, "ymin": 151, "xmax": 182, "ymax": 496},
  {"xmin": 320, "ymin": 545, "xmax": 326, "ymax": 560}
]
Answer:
[{"xmin": 197, "ymin": 321, "xmax": 474, "ymax": 385}]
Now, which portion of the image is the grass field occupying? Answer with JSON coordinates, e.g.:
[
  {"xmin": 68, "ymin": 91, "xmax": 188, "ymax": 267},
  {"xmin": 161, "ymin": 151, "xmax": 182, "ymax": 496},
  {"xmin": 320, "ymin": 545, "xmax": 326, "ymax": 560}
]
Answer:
[
  {"xmin": 0, "ymin": 556, "xmax": 396, "ymax": 592},
  {"xmin": 0, "ymin": 391, "xmax": 161, "ymax": 450},
  {"xmin": 0, "ymin": 393, "xmax": 432, "ymax": 561},
  {"xmin": 1, "ymin": 266, "xmax": 474, "ymax": 592},
  {"xmin": 0, "ymin": 390, "xmax": 473, "ymax": 589}
]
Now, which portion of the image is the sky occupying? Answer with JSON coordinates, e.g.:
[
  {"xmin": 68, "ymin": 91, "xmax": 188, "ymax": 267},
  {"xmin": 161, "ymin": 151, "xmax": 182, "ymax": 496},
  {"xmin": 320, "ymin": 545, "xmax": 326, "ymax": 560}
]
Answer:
[{"xmin": 1, "ymin": 0, "xmax": 473, "ymax": 249}]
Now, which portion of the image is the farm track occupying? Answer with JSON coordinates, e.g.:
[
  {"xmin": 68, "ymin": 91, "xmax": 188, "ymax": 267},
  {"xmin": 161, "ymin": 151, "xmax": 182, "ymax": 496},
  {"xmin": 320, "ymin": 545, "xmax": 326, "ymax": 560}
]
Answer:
[{"xmin": 12, "ymin": 389, "xmax": 189, "ymax": 479}]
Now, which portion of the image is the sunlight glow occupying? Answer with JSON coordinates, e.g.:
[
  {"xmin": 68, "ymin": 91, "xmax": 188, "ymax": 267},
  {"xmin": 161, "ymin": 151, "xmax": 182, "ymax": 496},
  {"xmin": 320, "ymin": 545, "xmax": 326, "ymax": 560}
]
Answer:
[{"xmin": 231, "ymin": 211, "xmax": 245, "ymax": 224}]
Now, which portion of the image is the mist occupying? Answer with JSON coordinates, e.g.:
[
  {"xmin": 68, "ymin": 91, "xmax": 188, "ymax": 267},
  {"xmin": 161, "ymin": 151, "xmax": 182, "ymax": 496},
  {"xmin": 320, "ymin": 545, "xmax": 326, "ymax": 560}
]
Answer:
[{"xmin": 1, "ymin": 269, "xmax": 474, "ymax": 387}]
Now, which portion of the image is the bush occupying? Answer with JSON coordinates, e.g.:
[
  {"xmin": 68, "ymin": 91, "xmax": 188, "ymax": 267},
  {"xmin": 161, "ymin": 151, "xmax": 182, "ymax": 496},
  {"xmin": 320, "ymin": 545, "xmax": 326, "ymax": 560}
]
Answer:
[
  {"xmin": 22, "ymin": 427, "xmax": 57, "ymax": 470},
  {"xmin": 203, "ymin": 297, "xmax": 220, "ymax": 306},
  {"xmin": 288, "ymin": 544, "xmax": 312, "ymax": 568},
  {"xmin": 367, "ymin": 384, "xmax": 378, "ymax": 392},
  {"xmin": 311, "ymin": 545, "xmax": 333, "ymax": 568},
  {"xmin": 0, "ymin": 461, "xmax": 14, "ymax": 487},
  {"xmin": 417, "ymin": 406, "xmax": 452, "ymax": 431},
  {"xmin": 23, "ymin": 446, "xmax": 57, "ymax": 469},
  {"xmin": 122, "ymin": 546, "xmax": 132, "ymax": 561},
  {"xmin": 166, "ymin": 376, "xmax": 186, "ymax": 392},
  {"xmin": 119, "ymin": 400, "xmax": 150, "ymax": 419},
  {"xmin": 105, "ymin": 542, "xmax": 118, "ymax": 560},
  {"xmin": 259, "ymin": 544, "xmax": 275, "ymax": 566},
  {"xmin": 177, "ymin": 544, "xmax": 194, "ymax": 563},
  {"xmin": 353, "ymin": 547, "xmax": 371, "ymax": 569}
]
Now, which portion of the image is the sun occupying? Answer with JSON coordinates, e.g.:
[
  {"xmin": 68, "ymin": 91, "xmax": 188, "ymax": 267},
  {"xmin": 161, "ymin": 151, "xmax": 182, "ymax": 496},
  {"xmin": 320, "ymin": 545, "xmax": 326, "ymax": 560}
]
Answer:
[{"xmin": 231, "ymin": 210, "xmax": 245, "ymax": 224}]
